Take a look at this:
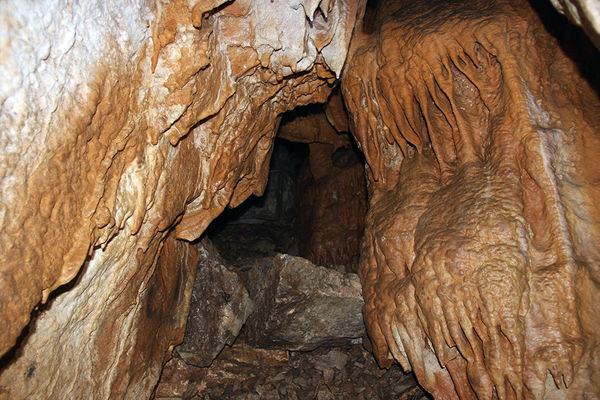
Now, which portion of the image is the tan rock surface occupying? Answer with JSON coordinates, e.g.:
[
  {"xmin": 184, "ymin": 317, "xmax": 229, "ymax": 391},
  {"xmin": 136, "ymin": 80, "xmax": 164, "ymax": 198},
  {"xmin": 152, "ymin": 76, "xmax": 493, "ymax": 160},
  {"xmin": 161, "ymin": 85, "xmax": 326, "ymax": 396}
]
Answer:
[
  {"xmin": 343, "ymin": 0, "xmax": 600, "ymax": 398},
  {"xmin": 0, "ymin": 0, "xmax": 360, "ymax": 398}
]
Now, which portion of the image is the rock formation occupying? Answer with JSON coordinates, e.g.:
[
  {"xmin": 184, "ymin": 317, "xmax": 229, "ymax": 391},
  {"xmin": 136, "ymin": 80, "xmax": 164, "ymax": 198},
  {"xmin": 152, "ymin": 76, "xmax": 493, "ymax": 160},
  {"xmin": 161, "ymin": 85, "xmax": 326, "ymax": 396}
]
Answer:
[
  {"xmin": 343, "ymin": 0, "xmax": 600, "ymax": 398},
  {"xmin": 175, "ymin": 238, "xmax": 254, "ymax": 367},
  {"xmin": 549, "ymin": 0, "xmax": 600, "ymax": 49},
  {"xmin": 241, "ymin": 254, "xmax": 365, "ymax": 350},
  {"xmin": 155, "ymin": 342, "xmax": 424, "ymax": 399},
  {"xmin": 0, "ymin": 0, "xmax": 359, "ymax": 398},
  {"xmin": 1, "ymin": 0, "xmax": 599, "ymax": 398}
]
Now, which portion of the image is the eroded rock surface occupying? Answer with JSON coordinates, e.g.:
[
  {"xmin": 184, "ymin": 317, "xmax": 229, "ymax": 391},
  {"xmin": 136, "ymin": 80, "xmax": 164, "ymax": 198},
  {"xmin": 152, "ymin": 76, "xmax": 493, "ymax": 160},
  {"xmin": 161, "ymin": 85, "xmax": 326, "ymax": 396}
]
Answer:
[
  {"xmin": 241, "ymin": 254, "xmax": 365, "ymax": 351},
  {"xmin": 343, "ymin": 0, "xmax": 600, "ymax": 398},
  {"xmin": 0, "ymin": 231, "xmax": 199, "ymax": 399},
  {"xmin": 0, "ymin": 0, "xmax": 360, "ymax": 398},
  {"xmin": 175, "ymin": 239, "xmax": 254, "ymax": 367}
]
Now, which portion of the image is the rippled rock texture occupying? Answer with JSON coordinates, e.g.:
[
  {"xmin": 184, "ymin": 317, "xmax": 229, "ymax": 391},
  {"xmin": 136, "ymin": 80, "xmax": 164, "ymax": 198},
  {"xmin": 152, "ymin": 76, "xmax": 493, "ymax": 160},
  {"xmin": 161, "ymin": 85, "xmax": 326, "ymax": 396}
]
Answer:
[
  {"xmin": 343, "ymin": 0, "xmax": 600, "ymax": 398},
  {"xmin": 0, "ymin": 0, "xmax": 359, "ymax": 398}
]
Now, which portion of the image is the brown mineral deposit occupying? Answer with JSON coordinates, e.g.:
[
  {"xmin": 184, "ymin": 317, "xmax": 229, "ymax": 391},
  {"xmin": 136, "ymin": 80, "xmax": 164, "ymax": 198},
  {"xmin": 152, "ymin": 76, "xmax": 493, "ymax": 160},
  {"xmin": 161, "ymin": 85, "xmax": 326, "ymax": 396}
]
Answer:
[{"xmin": 343, "ymin": 0, "xmax": 600, "ymax": 398}]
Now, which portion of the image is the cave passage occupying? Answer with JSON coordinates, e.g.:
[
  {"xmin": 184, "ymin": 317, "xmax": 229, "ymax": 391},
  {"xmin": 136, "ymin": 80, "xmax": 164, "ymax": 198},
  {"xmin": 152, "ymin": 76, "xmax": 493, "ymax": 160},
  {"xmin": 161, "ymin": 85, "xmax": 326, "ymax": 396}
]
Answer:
[
  {"xmin": 0, "ymin": 0, "xmax": 599, "ymax": 399},
  {"xmin": 153, "ymin": 105, "xmax": 431, "ymax": 399}
]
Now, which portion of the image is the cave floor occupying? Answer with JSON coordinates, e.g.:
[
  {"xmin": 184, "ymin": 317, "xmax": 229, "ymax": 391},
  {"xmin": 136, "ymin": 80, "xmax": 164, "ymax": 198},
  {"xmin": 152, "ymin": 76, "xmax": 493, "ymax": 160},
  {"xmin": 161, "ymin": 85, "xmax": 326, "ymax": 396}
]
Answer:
[
  {"xmin": 155, "ymin": 339, "xmax": 424, "ymax": 400},
  {"xmin": 154, "ymin": 220, "xmax": 430, "ymax": 400}
]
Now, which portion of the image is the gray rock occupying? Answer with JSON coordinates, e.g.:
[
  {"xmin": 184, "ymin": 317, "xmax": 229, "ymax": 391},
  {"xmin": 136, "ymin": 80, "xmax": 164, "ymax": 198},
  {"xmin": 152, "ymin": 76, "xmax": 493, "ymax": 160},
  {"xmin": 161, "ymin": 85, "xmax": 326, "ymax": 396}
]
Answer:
[
  {"xmin": 234, "ymin": 170, "xmax": 295, "ymax": 224},
  {"xmin": 176, "ymin": 238, "xmax": 254, "ymax": 366},
  {"xmin": 314, "ymin": 349, "xmax": 349, "ymax": 371},
  {"xmin": 242, "ymin": 254, "xmax": 364, "ymax": 350}
]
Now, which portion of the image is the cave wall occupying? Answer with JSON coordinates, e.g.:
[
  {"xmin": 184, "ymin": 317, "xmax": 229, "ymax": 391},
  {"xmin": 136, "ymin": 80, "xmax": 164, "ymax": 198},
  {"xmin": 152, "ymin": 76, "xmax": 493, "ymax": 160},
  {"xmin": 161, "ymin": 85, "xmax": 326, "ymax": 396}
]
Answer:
[
  {"xmin": 342, "ymin": 0, "xmax": 600, "ymax": 398},
  {"xmin": 1, "ymin": 0, "xmax": 599, "ymax": 399},
  {"xmin": 294, "ymin": 143, "xmax": 366, "ymax": 268},
  {"xmin": 548, "ymin": 0, "xmax": 600, "ymax": 49},
  {"xmin": 0, "ymin": 0, "xmax": 360, "ymax": 398},
  {"xmin": 278, "ymin": 101, "xmax": 367, "ymax": 267}
]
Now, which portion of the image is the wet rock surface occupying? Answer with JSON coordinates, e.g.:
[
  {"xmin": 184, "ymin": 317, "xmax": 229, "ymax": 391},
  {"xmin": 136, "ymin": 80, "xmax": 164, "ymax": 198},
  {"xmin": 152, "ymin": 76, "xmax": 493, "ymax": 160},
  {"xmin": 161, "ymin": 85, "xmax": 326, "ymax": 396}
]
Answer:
[
  {"xmin": 0, "ymin": 0, "xmax": 359, "ymax": 397},
  {"xmin": 175, "ymin": 239, "xmax": 254, "ymax": 367},
  {"xmin": 240, "ymin": 254, "xmax": 365, "ymax": 350},
  {"xmin": 344, "ymin": 0, "xmax": 600, "ymax": 397}
]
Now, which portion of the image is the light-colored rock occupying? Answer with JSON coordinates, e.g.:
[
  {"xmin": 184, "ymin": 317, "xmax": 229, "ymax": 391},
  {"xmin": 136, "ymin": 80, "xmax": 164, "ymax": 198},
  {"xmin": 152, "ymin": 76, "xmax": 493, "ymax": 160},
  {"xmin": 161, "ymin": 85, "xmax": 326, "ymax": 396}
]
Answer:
[
  {"xmin": 242, "ymin": 254, "xmax": 365, "ymax": 350},
  {"xmin": 0, "ymin": 231, "xmax": 200, "ymax": 399},
  {"xmin": 0, "ymin": 0, "xmax": 361, "ymax": 398},
  {"xmin": 549, "ymin": 0, "xmax": 600, "ymax": 48},
  {"xmin": 175, "ymin": 239, "xmax": 254, "ymax": 367}
]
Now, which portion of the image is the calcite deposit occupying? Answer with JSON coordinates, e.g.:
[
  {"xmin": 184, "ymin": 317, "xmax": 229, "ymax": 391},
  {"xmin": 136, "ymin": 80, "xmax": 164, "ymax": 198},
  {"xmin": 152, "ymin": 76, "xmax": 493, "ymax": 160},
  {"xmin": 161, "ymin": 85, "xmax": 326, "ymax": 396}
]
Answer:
[
  {"xmin": 343, "ymin": 0, "xmax": 600, "ymax": 398},
  {"xmin": 2, "ymin": 0, "xmax": 600, "ymax": 398},
  {"xmin": 0, "ymin": 0, "xmax": 359, "ymax": 398}
]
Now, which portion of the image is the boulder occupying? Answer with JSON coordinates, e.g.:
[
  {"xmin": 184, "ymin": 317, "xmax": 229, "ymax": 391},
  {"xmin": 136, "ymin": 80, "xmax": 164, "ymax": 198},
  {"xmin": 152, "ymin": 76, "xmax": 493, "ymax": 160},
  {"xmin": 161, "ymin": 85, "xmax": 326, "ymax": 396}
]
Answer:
[
  {"xmin": 242, "ymin": 254, "xmax": 364, "ymax": 350},
  {"xmin": 176, "ymin": 239, "xmax": 254, "ymax": 367}
]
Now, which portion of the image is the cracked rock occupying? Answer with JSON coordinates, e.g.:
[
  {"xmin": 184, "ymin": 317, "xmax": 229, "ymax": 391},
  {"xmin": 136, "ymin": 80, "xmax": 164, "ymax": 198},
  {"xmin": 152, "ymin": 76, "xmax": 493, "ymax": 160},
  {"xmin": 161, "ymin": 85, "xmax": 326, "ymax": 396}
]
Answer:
[
  {"xmin": 241, "ymin": 254, "xmax": 364, "ymax": 350},
  {"xmin": 175, "ymin": 238, "xmax": 254, "ymax": 367}
]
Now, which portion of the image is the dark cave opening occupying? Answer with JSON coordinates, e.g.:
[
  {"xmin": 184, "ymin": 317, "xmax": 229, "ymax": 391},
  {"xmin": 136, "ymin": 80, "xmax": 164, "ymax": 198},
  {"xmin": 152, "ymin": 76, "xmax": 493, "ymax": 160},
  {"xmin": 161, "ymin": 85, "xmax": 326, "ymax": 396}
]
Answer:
[
  {"xmin": 207, "ymin": 102, "xmax": 368, "ymax": 272},
  {"xmin": 154, "ymin": 106, "xmax": 429, "ymax": 399},
  {"xmin": 1, "ymin": 0, "xmax": 599, "ymax": 398},
  {"xmin": 205, "ymin": 137, "xmax": 308, "ymax": 261}
]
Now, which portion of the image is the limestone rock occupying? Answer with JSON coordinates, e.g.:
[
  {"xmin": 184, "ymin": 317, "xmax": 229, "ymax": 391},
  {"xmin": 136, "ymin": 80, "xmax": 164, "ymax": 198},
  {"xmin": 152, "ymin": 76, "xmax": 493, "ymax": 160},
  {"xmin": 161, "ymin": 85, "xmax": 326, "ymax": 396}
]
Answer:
[
  {"xmin": 0, "ymin": 231, "xmax": 199, "ymax": 400},
  {"xmin": 549, "ymin": 0, "xmax": 600, "ymax": 49},
  {"xmin": 242, "ymin": 254, "xmax": 365, "ymax": 350},
  {"xmin": 295, "ymin": 144, "xmax": 366, "ymax": 269},
  {"xmin": 154, "ymin": 357, "xmax": 201, "ymax": 399},
  {"xmin": 0, "ymin": 0, "xmax": 361, "ymax": 398},
  {"xmin": 279, "ymin": 106, "xmax": 367, "ymax": 268},
  {"xmin": 343, "ymin": 0, "xmax": 600, "ymax": 398},
  {"xmin": 175, "ymin": 239, "xmax": 254, "ymax": 367}
]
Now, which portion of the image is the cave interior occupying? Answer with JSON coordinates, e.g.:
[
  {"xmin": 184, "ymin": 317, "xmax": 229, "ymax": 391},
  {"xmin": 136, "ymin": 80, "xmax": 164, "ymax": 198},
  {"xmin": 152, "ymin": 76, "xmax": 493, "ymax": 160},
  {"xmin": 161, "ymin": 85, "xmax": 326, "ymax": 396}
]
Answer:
[{"xmin": 0, "ymin": 0, "xmax": 599, "ymax": 399}]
